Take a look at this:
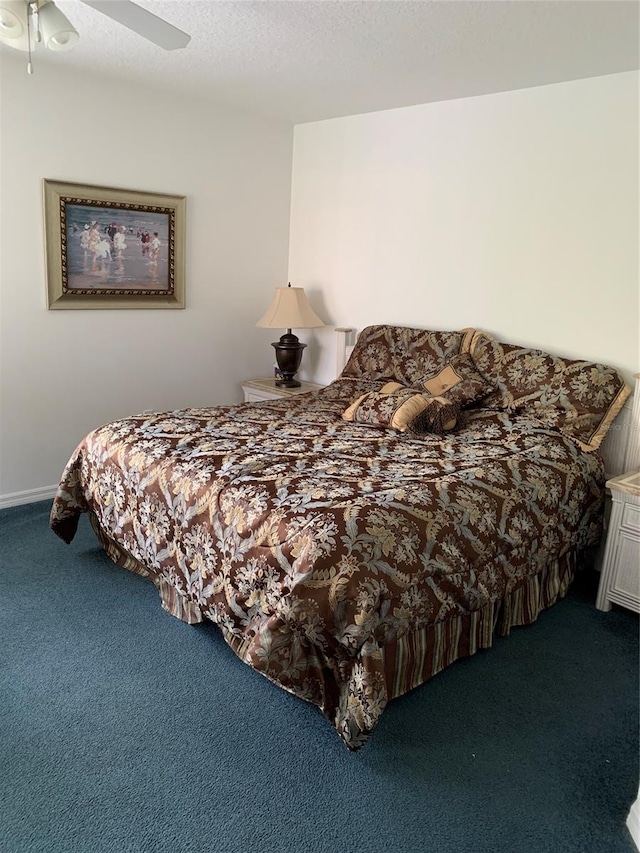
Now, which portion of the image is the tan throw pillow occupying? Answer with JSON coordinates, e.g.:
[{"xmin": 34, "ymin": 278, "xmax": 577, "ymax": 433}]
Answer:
[
  {"xmin": 342, "ymin": 382, "xmax": 458, "ymax": 434},
  {"xmin": 422, "ymin": 353, "xmax": 494, "ymax": 408}
]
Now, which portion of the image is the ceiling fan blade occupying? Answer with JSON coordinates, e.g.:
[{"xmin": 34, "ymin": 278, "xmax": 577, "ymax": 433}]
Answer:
[{"xmin": 80, "ymin": 0, "xmax": 191, "ymax": 50}]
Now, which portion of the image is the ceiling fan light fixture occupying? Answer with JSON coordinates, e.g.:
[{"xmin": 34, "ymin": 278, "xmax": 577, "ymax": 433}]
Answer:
[
  {"xmin": 38, "ymin": 0, "xmax": 78, "ymax": 51},
  {"xmin": 0, "ymin": 0, "xmax": 190, "ymax": 67},
  {"xmin": 0, "ymin": 1, "xmax": 29, "ymax": 48}
]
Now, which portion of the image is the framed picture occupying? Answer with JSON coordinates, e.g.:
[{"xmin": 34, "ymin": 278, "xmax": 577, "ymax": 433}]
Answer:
[{"xmin": 43, "ymin": 179, "xmax": 186, "ymax": 309}]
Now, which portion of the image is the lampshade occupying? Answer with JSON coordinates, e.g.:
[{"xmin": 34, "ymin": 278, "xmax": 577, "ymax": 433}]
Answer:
[
  {"xmin": 256, "ymin": 286, "xmax": 324, "ymax": 331},
  {"xmin": 38, "ymin": 0, "xmax": 78, "ymax": 51}
]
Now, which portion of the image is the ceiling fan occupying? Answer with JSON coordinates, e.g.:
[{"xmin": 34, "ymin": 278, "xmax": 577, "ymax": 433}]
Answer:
[{"xmin": 0, "ymin": 0, "xmax": 190, "ymax": 67}]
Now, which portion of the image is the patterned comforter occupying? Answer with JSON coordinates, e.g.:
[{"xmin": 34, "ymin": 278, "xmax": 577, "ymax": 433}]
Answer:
[{"xmin": 50, "ymin": 377, "xmax": 604, "ymax": 749}]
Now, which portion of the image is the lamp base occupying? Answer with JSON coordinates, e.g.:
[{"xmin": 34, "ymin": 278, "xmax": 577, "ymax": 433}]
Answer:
[
  {"xmin": 275, "ymin": 377, "xmax": 301, "ymax": 388},
  {"xmin": 272, "ymin": 331, "xmax": 306, "ymax": 388}
]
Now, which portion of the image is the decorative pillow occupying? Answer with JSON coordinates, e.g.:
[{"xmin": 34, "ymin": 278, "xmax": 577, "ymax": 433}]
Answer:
[
  {"xmin": 342, "ymin": 382, "xmax": 458, "ymax": 434},
  {"xmin": 421, "ymin": 353, "xmax": 494, "ymax": 408},
  {"xmin": 465, "ymin": 331, "xmax": 631, "ymax": 451},
  {"xmin": 341, "ymin": 325, "xmax": 475, "ymax": 386}
]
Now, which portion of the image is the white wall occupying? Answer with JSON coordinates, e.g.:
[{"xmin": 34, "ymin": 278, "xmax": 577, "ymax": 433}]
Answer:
[
  {"xmin": 2, "ymin": 64, "xmax": 638, "ymax": 502},
  {"xmin": 0, "ymin": 55, "xmax": 293, "ymax": 502},
  {"xmin": 289, "ymin": 72, "xmax": 639, "ymax": 387}
]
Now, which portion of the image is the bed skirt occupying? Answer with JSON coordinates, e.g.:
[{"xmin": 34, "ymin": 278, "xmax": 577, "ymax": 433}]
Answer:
[{"xmin": 88, "ymin": 512, "xmax": 578, "ymax": 750}]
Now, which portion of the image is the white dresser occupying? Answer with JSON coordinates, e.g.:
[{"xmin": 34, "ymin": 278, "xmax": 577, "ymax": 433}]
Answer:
[
  {"xmin": 596, "ymin": 469, "xmax": 640, "ymax": 613},
  {"xmin": 241, "ymin": 378, "xmax": 324, "ymax": 403}
]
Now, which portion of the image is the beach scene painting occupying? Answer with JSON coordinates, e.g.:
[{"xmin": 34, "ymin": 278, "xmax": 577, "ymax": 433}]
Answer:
[
  {"xmin": 44, "ymin": 180, "xmax": 186, "ymax": 310},
  {"xmin": 65, "ymin": 204, "xmax": 171, "ymax": 292}
]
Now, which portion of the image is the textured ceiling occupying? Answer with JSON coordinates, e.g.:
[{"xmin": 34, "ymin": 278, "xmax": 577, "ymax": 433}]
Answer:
[{"xmin": 3, "ymin": 0, "xmax": 639, "ymax": 123}]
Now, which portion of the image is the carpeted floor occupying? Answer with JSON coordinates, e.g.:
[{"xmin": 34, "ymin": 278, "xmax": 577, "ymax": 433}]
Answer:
[{"xmin": 1, "ymin": 499, "xmax": 638, "ymax": 853}]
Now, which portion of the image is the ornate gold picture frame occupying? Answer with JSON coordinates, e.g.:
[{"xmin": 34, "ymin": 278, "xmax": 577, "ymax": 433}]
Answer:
[{"xmin": 43, "ymin": 179, "xmax": 186, "ymax": 309}]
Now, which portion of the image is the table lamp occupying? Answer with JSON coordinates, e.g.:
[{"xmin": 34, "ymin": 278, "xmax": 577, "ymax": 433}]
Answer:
[{"xmin": 256, "ymin": 283, "xmax": 325, "ymax": 387}]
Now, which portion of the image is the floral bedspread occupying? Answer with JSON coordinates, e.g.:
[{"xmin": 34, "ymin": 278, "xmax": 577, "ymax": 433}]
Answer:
[{"xmin": 50, "ymin": 378, "xmax": 604, "ymax": 749}]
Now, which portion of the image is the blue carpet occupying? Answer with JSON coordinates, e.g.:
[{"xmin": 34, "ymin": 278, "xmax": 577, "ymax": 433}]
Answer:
[{"xmin": 1, "ymin": 500, "xmax": 638, "ymax": 853}]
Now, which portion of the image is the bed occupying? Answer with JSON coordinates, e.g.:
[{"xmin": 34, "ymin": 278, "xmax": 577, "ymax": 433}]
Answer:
[{"xmin": 50, "ymin": 324, "xmax": 631, "ymax": 750}]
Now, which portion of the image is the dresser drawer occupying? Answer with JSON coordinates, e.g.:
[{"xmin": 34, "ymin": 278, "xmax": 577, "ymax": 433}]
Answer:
[
  {"xmin": 244, "ymin": 390, "xmax": 278, "ymax": 403},
  {"xmin": 622, "ymin": 503, "xmax": 640, "ymax": 534},
  {"xmin": 608, "ymin": 533, "xmax": 640, "ymax": 611}
]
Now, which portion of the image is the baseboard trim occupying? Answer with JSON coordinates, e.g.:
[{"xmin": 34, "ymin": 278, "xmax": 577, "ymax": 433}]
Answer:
[
  {"xmin": 628, "ymin": 794, "xmax": 640, "ymax": 852},
  {"xmin": 0, "ymin": 485, "xmax": 58, "ymax": 509}
]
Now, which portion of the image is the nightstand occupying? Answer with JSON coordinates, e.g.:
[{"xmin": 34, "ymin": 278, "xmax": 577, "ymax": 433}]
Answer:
[
  {"xmin": 241, "ymin": 378, "xmax": 324, "ymax": 403},
  {"xmin": 596, "ymin": 470, "xmax": 640, "ymax": 613}
]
